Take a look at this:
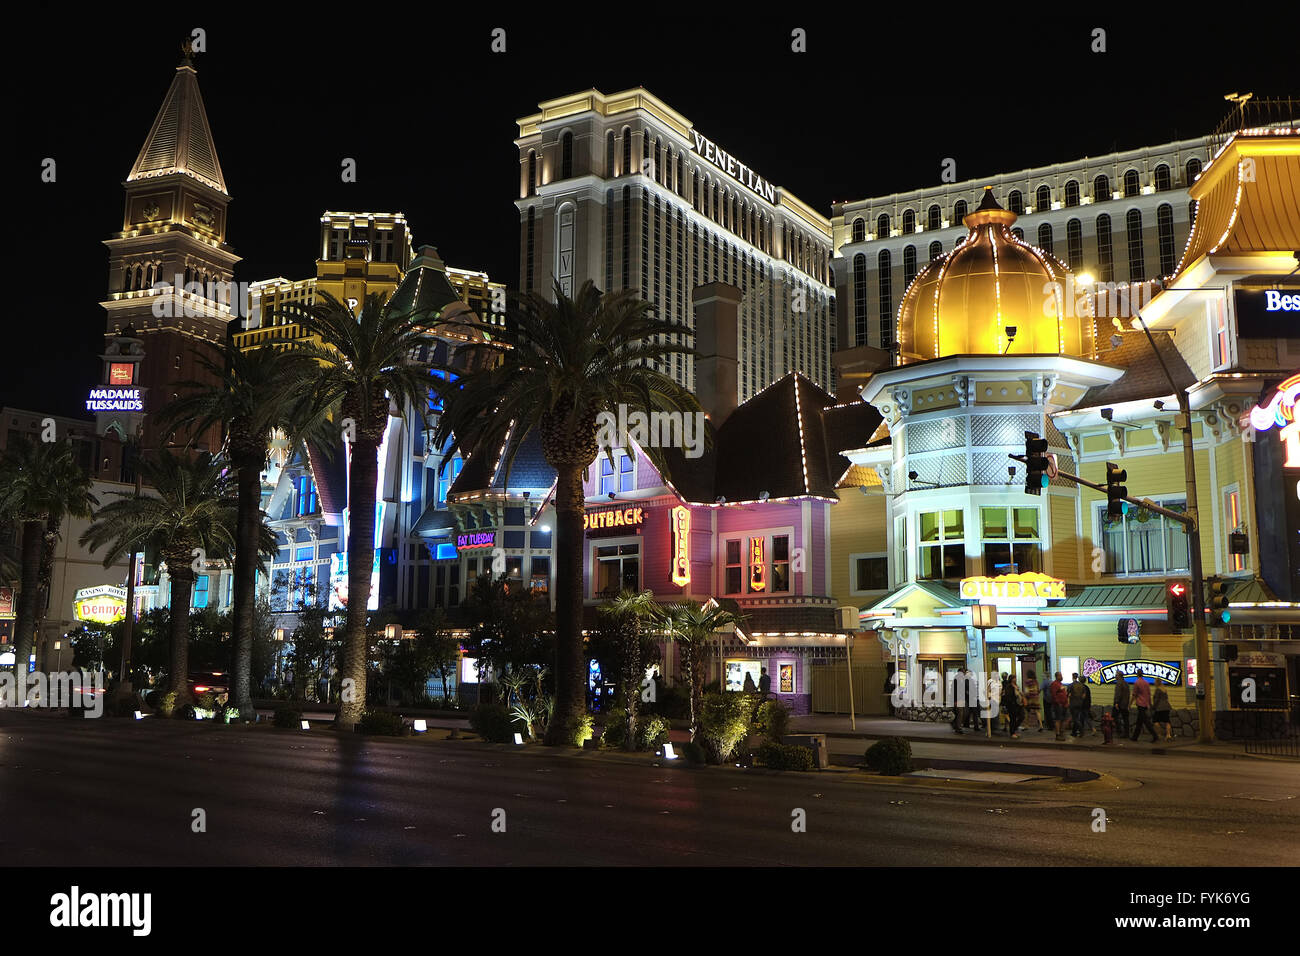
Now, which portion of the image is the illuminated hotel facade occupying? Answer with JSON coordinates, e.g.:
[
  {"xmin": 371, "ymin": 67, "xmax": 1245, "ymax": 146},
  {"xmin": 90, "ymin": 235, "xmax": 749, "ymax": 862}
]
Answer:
[{"xmin": 514, "ymin": 88, "xmax": 835, "ymax": 405}]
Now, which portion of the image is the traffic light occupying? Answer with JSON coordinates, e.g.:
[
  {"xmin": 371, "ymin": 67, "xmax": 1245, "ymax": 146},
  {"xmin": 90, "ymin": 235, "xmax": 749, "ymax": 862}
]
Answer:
[
  {"xmin": 1167, "ymin": 580, "xmax": 1191, "ymax": 631},
  {"xmin": 1024, "ymin": 432, "xmax": 1049, "ymax": 495},
  {"xmin": 1105, "ymin": 462, "xmax": 1129, "ymax": 519},
  {"xmin": 1208, "ymin": 577, "xmax": 1231, "ymax": 625}
]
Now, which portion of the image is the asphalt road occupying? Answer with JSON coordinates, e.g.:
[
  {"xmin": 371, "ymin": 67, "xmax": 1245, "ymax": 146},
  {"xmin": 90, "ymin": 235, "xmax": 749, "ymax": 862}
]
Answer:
[{"xmin": 1, "ymin": 713, "xmax": 1297, "ymax": 866}]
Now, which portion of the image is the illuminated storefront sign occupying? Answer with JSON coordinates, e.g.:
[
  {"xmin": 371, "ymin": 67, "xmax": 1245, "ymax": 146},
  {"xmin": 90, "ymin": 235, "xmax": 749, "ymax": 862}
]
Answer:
[
  {"xmin": 456, "ymin": 531, "xmax": 496, "ymax": 550},
  {"xmin": 86, "ymin": 387, "xmax": 143, "ymax": 412},
  {"xmin": 690, "ymin": 130, "xmax": 777, "ymax": 204},
  {"xmin": 959, "ymin": 572, "xmax": 1066, "ymax": 607},
  {"xmin": 1082, "ymin": 658, "xmax": 1182, "ymax": 686},
  {"xmin": 109, "ymin": 363, "xmax": 135, "ymax": 385},
  {"xmin": 749, "ymin": 537, "xmax": 766, "ymax": 592},
  {"xmin": 1248, "ymin": 371, "xmax": 1300, "ymax": 467},
  {"xmin": 670, "ymin": 506, "xmax": 691, "ymax": 587},
  {"xmin": 583, "ymin": 506, "xmax": 645, "ymax": 534},
  {"xmin": 0, "ymin": 586, "xmax": 13, "ymax": 618},
  {"xmin": 73, "ymin": 585, "xmax": 127, "ymax": 624},
  {"xmin": 1265, "ymin": 290, "xmax": 1300, "ymax": 311}
]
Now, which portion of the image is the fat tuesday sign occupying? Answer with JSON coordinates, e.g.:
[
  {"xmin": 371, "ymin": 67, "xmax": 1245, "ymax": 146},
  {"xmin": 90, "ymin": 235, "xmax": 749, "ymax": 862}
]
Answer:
[
  {"xmin": 960, "ymin": 572, "xmax": 1066, "ymax": 608},
  {"xmin": 690, "ymin": 131, "xmax": 777, "ymax": 204}
]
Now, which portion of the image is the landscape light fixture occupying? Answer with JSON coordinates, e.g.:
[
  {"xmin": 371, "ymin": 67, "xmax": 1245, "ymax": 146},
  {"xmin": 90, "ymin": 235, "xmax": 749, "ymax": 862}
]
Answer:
[
  {"xmin": 513, "ymin": 732, "xmax": 524, "ymax": 746},
  {"xmin": 300, "ymin": 720, "xmax": 310, "ymax": 731},
  {"xmin": 413, "ymin": 719, "xmax": 427, "ymax": 733},
  {"xmin": 662, "ymin": 743, "xmax": 678, "ymax": 760},
  {"xmin": 133, "ymin": 711, "xmax": 143, "ymax": 720}
]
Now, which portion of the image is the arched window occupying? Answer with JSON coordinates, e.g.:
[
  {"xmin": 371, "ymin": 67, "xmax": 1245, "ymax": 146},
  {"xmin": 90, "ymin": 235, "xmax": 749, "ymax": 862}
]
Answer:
[
  {"xmin": 1096, "ymin": 213, "xmax": 1113, "ymax": 282},
  {"xmin": 1036, "ymin": 184, "xmax": 1052, "ymax": 211},
  {"xmin": 1185, "ymin": 157, "xmax": 1202, "ymax": 185},
  {"xmin": 1012, "ymin": 227, "xmax": 1024, "ymax": 241},
  {"xmin": 927, "ymin": 204, "xmax": 941, "ymax": 231},
  {"xmin": 902, "ymin": 209, "xmax": 915, "ymax": 234},
  {"xmin": 605, "ymin": 131, "xmax": 614, "ymax": 177},
  {"xmin": 1064, "ymin": 180, "xmax": 1080, "ymax": 207},
  {"xmin": 560, "ymin": 131, "xmax": 574, "ymax": 180},
  {"xmin": 953, "ymin": 199, "xmax": 968, "ymax": 223},
  {"xmin": 1066, "ymin": 219, "xmax": 1083, "ymax": 270},
  {"xmin": 1154, "ymin": 164, "xmax": 1171, "ymax": 192},
  {"xmin": 853, "ymin": 253, "xmax": 867, "ymax": 346},
  {"xmin": 1093, "ymin": 174, "xmax": 1110, "ymax": 202},
  {"xmin": 526, "ymin": 150, "xmax": 537, "ymax": 197},
  {"xmin": 1037, "ymin": 223, "xmax": 1054, "ymax": 255},
  {"xmin": 1008, "ymin": 190, "xmax": 1024, "ymax": 215},
  {"xmin": 1157, "ymin": 203, "xmax": 1176, "ymax": 276},
  {"xmin": 878, "ymin": 249, "xmax": 893, "ymax": 348},
  {"xmin": 852, "ymin": 217, "xmax": 865, "ymax": 243},
  {"xmin": 691, "ymin": 169, "xmax": 698, "ymax": 209},
  {"xmin": 929, "ymin": 240, "xmax": 943, "ymax": 261},
  {"xmin": 621, "ymin": 186, "xmax": 631, "ymax": 288},
  {"xmin": 1126, "ymin": 208, "xmax": 1144, "ymax": 281},
  {"xmin": 653, "ymin": 137, "xmax": 662, "ymax": 183},
  {"xmin": 1123, "ymin": 169, "xmax": 1140, "ymax": 198},
  {"xmin": 876, "ymin": 213, "xmax": 891, "ymax": 238},
  {"xmin": 676, "ymin": 152, "xmax": 683, "ymax": 194},
  {"xmin": 621, "ymin": 127, "xmax": 631, "ymax": 177},
  {"xmin": 525, "ymin": 206, "xmax": 536, "ymax": 289},
  {"xmin": 903, "ymin": 245, "xmax": 917, "ymax": 287}
]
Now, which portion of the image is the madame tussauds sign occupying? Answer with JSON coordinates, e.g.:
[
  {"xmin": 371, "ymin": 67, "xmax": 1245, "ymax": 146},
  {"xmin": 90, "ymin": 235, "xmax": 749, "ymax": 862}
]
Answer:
[{"xmin": 960, "ymin": 572, "xmax": 1066, "ymax": 607}]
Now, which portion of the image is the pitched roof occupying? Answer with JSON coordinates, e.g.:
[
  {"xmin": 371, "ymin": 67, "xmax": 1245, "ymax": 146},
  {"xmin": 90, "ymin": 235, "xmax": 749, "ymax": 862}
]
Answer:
[
  {"xmin": 449, "ymin": 424, "xmax": 554, "ymax": 498},
  {"xmin": 820, "ymin": 401, "xmax": 885, "ymax": 484},
  {"xmin": 1077, "ymin": 330, "xmax": 1196, "ymax": 408},
  {"xmin": 305, "ymin": 441, "xmax": 347, "ymax": 516},
  {"xmin": 128, "ymin": 61, "xmax": 227, "ymax": 194},
  {"xmin": 1055, "ymin": 583, "xmax": 1167, "ymax": 609},
  {"xmin": 387, "ymin": 246, "xmax": 469, "ymax": 324}
]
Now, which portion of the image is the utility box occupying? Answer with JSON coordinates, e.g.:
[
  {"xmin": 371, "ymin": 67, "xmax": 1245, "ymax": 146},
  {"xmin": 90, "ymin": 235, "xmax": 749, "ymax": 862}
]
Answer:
[{"xmin": 783, "ymin": 733, "xmax": 829, "ymax": 769}]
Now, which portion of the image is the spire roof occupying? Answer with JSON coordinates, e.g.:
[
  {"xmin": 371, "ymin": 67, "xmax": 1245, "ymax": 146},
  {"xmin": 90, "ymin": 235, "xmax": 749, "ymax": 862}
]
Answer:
[{"xmin": 127, "ymin": 57, "xmax": 227, "ymax": 195}]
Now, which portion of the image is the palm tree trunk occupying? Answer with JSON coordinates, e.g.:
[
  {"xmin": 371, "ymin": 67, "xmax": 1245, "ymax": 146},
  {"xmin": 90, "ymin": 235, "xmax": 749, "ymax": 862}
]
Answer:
[
  {"xmin": 32, "ymin": 517, "xmax": 60, "ymax": 671},
  {"xmin": 231, "ymin": 463, "xmax": 261, "ymax": 719},
  {"xmin": 544, "ymin": 464, "xmax": 586, "ymax": 745},
  {"xmin": 167, "ymin": 569, "xmax": 195, "ymax": 701},
  {"xmin": 11, "ymin": 521, "xmax": 45, "ymax": 683},
  {"xmin": 337, "ymin": 436, "xmax": 380, "ymax": 730}
]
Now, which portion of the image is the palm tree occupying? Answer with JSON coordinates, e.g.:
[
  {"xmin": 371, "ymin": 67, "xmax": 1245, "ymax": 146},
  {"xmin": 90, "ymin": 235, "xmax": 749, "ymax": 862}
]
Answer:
[
  {"xmin": 599, "ymin": 589, "xmax": 660, "ymax": 750},
  {"xmin": 158, "ymin": 342, "xmax": 332, "ymax": 719},
  {"xmin": 659, "ymin": 601, "xmax": 744, "ymax": 742},
  {"xmin": 278, "ymin": 291, "xmax": 438, "ymax": 730},
  {"xmin": 434, "ymin": 280, "xmax": 706, "ymax": 745},
  {"xmin": 0, "ymin": 438, "xmax": 98, "ymax": 676},
  {"xmin": 79, "ymin": 450, "xmax": 262, "ymax": 701}
]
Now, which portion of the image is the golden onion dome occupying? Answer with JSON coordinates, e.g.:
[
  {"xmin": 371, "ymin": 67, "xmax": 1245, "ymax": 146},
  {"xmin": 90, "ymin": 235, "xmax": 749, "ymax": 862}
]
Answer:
[{"xmin": 897, "ymin": 187, "xmax": 1094, "ymax": 362}]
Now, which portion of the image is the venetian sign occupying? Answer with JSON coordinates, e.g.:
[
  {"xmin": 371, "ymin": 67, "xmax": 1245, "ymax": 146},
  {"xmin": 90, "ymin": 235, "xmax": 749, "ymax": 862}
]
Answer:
[
  {"xmin": 670, "ymin": 506, "xmax": 691, "ymax": 587},
  {"xmin": 959, "ymin": 572, "xmax": 1066, "ymax": 607},
  {"xmin": 73, "ymin": 585, "xmax": 127, "ymax": 624},
  {"xmin": 689, "ymin": 131, "xmax": 777, "ymax": 204},
  {"xmin": 1248, "ymin": 371, "xmax": 1300, "ymax": 466},
  {"xmin": 1082, "ymin": 658, "xmax": 1182, "ymax": 686}
]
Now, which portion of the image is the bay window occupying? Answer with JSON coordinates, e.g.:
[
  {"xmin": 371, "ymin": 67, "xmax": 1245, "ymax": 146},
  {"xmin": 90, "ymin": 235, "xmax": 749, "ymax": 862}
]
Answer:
[
  {"xmin": 1097, "ymin": 498, "xmax": 1188, "ymax": 575},
  {"xmin": 981, "ymin": 506, "xmax": 1041, "ymax": 575},
  {"xmin": 723, "ymin": 532, "xmax": 793, "ymax": 595},
  {"xmin": 918, "ymin": 510, "xmax": 964, "ymax": 580}
]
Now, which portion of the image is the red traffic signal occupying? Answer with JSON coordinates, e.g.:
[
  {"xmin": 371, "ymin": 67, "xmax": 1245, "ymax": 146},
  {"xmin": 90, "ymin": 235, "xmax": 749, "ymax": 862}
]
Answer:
[{"xmin": 1169, "ymin": 583, "xmax": 1185, "ymax": 597}]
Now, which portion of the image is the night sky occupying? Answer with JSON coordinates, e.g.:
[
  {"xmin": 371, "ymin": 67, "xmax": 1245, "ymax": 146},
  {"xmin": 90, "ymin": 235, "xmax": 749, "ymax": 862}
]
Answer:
[{"xmin": 13, "ymin": 13, "xmax": 1295, "ymax": 419}]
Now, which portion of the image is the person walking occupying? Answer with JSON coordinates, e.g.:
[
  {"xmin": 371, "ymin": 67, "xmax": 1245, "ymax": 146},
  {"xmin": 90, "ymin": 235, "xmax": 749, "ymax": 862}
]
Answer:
[
  {"xmin": 1048, "ymin": 671, "xmax": 1069, "ymax": 740},
  {"xmin": 1152, "ymin": 685, "xmax": 1173, "ymax": 741},
  {"xmin": 949, "ymin": 669, "xmax": 967, "ymax": 734},
  {"xmin": 1068, "ymin": 673, "xmax": 1088, "ymax": 738},
  {"xmin": 1083, "ymin": 679, "xmax": 1096, "ymax": 735},
  {"xmin": 1130, "ymin": 673, "xmax": 1158, "ymax": 743},
  {"xmin": 1023, "ymin": 670, "xmax": 1042, "ymax": 731},
  {"xmin": 965, "ymin": 669, "xmax": 983, "ymax": 731},
  {"xmin": 1113, "ymin": 677, "xmax": 1132, "ymax": 739},
  {"xmin": 758, "ymin": 667, "xmax": 771, "ymax": 702},
  {"xmin": 998, "ymin": 673, "xmax": 1012, "ymax": 734},
  {"xmin": 1003, "ymin": 675, "xmax": 1025, "ymax": 738}
]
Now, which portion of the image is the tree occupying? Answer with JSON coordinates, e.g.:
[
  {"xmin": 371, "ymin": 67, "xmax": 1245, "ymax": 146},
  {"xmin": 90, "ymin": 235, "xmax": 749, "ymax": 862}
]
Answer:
[
  {"xmin": 0, "ymin": 438, "xmax": 98, "ymax": 676},
  {"xmin": 658, "ymin": 601, "xmax": 744, "ymax": 742},
  {"xmin": 432, "ymin": 281, "xmax": 704, "ymax": 745},
  {"xmin": 158, "ymin": 343, "xmax": 332, "ymax": 719},
  {"xmin": 595, "ymin": 590, "xmax": 661, "ymax": 750},
  {"xmin": 280, "ymin": 291, "xmax": 439, "ymax": 730},
  {"xmin": 79, "ymin": 450, "xmax": 264, "ymax": 701},
  {"xmin": 416, "ymin": 607, "xmax": 462, "ymax": 706},
  {"xmin": 462, "ymin": 573, "xmax": 554, "ymax": 680}
]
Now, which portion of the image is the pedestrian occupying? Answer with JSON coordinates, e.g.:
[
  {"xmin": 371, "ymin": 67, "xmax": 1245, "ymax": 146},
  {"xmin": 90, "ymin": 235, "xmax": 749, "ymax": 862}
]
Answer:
[
  {"xmin": 1023, "ymin": 670, "xmax": 1042, "ymax": 731},
  {"xmin": 968, "ymin": 669, "xmax": 986, "ymax": 730},
  {"xmin": 884, "ymin": 669, "xmax": 897, "ymax": 717},
  {"xmin": 1083, "ymin": 679, "xmax": 1095, "ymax": 735},
  {"xmin": 1003, "ymin": 675, "xmax": 1025, "ymax": 738},
  {"xmin": 998, "ymin": 672, "xmax": 1012, "ymax": 734},
  {"xmin": 1113, "ymin": 677, "xmax": 1132, "ymax": 739},
  {"xmin": 1048, "ymin": 671, "xmax": 1069, "ymax": 740},
  {"xmin": 1068, "ymin": 673, "xmax": 1087, "ymax": 737},
  {"xmin": 949, "ymin": 669, "xmax": 967, "ymax": 734},
  {"xmin": 1152, "ymin": 684, "xmax": 1173, "ymax": 741},
  {"xmin": 1129, "ymin": 673, "xmax": 1158, "ymax": 743},
  {"xmin": 743, "ymin": 671, "xmax": 757, "ymax": 694}
]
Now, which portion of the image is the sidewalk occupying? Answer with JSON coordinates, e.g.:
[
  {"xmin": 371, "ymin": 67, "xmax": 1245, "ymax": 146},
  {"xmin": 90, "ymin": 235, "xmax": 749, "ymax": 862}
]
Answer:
[{"xmin": 788, "ymin": 713, "xmax": 1243, "ymax": 759}]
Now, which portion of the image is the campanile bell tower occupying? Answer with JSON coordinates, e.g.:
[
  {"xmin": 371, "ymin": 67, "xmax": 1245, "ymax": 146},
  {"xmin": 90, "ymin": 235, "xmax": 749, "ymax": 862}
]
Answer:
[{"xmin": 99, "ymin": 43, "xmax": 239, "ymax": 455}]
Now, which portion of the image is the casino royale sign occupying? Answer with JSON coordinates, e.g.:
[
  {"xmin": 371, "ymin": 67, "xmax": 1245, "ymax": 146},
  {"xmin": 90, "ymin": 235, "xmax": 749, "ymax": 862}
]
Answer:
[
  {"xmin": 86, "ymin": 387, "xmax": 143, "ymax": 412},
  {"xmin": 690, "ymin": 131, "xmax": 777, "ymax": 204},
  {"xmin": 960, "ymin": 572, "xmax": 1066, "ymax": 608}
]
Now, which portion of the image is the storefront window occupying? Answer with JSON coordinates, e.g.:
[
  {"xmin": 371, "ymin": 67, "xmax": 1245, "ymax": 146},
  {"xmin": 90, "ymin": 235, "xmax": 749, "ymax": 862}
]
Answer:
[
  {"xmin": 981, "ymin": 506, "xmax": 1040, "ymax": 575},
  {"xmin": 853, "ymin": 555, "xmax": 888, "ymax": 592},
  {"xmin": 599, "ymin": 450, "xmax": 634, "ymax": 495},
  {"xmin": 725, "ymin": 539, "xmax": 742, "ymax": 594},
  {"xmin": 1097, "ymin": 498, "xmax": 1187, "ymax": 575},
  {"xmin": 918, "ymin": 510, "xmax": 964, "ymax": 580},
  {"xmin": 596, "ymin": 542, "xmax": 639, "ymax": 597},
  {"xmin": 724, "ymin": 533, "xmax": 792, "ymax": 594}
]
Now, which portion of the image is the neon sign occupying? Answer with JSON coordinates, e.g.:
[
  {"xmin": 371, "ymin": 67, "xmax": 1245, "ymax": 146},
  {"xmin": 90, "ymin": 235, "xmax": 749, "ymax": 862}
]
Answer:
[
  {"xmin": 583, "ymin": 506, "xmax": 645, "ymax": 533},
  {"xmin": 1264, "ymin": 290, "xmax": 1300, "ymax": 311},
  {"xmin": 749, "ymin": 537, "xmax": 766, "ymax": 592},
  {"xmin": 86, "ymin": 387, "xmax": 143, "ymax": 412},
  {"xmin": 690, "ymin": 131, "xmax": 777, "ymax": 204},
  {"xmin": 109, "ymin": 363, "xmax": 134, "ymax": 385},
  {"xmin": 1249, "ymin": 371, "xmax": 1300, "ymax": 467},
  {"xmin": 456, "ymin": 531, "xmax": 496, "ymax": 550},
  {"xmin": 960, "ymin": 572, "xmax": 1066, "ymax": 607},
  {"xmin": 73, "ymin": 585, "xmax": 127, "ymax": 624},
  {"xmin": 670, "ymin": 506, "xmax": 691, "ymax": 587}
]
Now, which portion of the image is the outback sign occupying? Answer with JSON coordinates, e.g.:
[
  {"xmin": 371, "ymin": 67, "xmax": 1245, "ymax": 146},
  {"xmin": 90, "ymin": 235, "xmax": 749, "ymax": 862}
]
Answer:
[{"xmin": 959, "ymin": 572, "xmax": 1066, "ymax": 607}]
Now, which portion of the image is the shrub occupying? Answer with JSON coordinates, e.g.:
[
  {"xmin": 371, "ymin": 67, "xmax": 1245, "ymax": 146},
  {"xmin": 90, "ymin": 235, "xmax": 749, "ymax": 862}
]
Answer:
[
  {"xmin": 865, "ymin": 737, "xmax": 913, "ymax": 775},
  {"xmin": 640, "ymin": 714, "xmax": 671, "ymax": 750},
  {"xmin": 273, "ymin": 706, "xmax": 303, "ymax": 729},
  {"xmin": 469, "ymin": 703, "xmax": 514, "ymax": 743},
  {"xmin": 601, "ymin": 708, "xmax": 629, "ymax": 749},
  {"xmin": 645, "ymin": 682, "xmax": 690, "ymax": 720},
  {"xmin": 222, "ymin": 706, "xmax": 241, "ymax": 724},
  {"xmin": 699, "ymin": 692, "xmax": 757, "ymax": 764},
  {"xmin": 144, "ymin": 690, "xmax": 162, "ymax": 709},
  {"xmin": 756, "ymin": 742, "xmax": 816, "ymax": 771},
  {"xmin": 107, "ymin": 692, "xmax": 146, "ymax": 718},
  {"xmin": 174, "ymin": 703, "xmax": 196, "ymax": 721},
  {"xmin": 157, "ymin": 692, "xmax": 177, "ymax": 718},
  {"xmin": 752, "ymin": 700, "xmax": 791, "ymax": 743},
  {"xmin": 195, "ymin": 692, "xmax": 217, "ymax": 712},
  {"xmin": 358, "ymin": 711, "xmax": 410, "ymax": 736},
  {"xmin": 562, "ymin": 713, "xmax": 594, "ymax": 747},
  {"xmin": 678, "ymin": 741, "xmax": 707, "ymax": 765}
]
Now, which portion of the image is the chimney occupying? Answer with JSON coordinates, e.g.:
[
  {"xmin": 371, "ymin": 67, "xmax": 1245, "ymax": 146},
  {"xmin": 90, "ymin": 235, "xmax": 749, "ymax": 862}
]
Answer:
[{"xmin": 692, "ymin": 282, "xmax": 740, "ymax": 428}]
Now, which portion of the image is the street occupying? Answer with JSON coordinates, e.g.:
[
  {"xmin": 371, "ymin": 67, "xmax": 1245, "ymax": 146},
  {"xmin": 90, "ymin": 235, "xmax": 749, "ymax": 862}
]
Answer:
[{"xmin": 2, "ymin": 713, "xmax": 1297, "ymax": 866}]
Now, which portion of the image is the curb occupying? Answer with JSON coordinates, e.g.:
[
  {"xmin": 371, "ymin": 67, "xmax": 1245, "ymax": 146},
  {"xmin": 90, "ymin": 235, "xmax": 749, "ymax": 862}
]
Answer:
[{"xmin": 807, "ymin": 727, "xmax": 1246, "ymax": 760}]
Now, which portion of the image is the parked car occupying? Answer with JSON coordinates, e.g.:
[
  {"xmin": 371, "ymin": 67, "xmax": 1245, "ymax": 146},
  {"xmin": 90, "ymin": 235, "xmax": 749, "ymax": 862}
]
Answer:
[{"xmin": 188, "ymin": 672, "xmax": 230, "ymax": 705}]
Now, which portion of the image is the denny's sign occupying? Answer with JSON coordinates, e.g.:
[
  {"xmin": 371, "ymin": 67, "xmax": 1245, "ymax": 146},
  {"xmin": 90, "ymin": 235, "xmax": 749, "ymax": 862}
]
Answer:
[
  {"xmin": 960, "ymin": 572, "xmax": 1066, "ymax": 608},
  {"xmin": 584, "ymin": 506, "xmax": 645, "ymax": 536}
]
